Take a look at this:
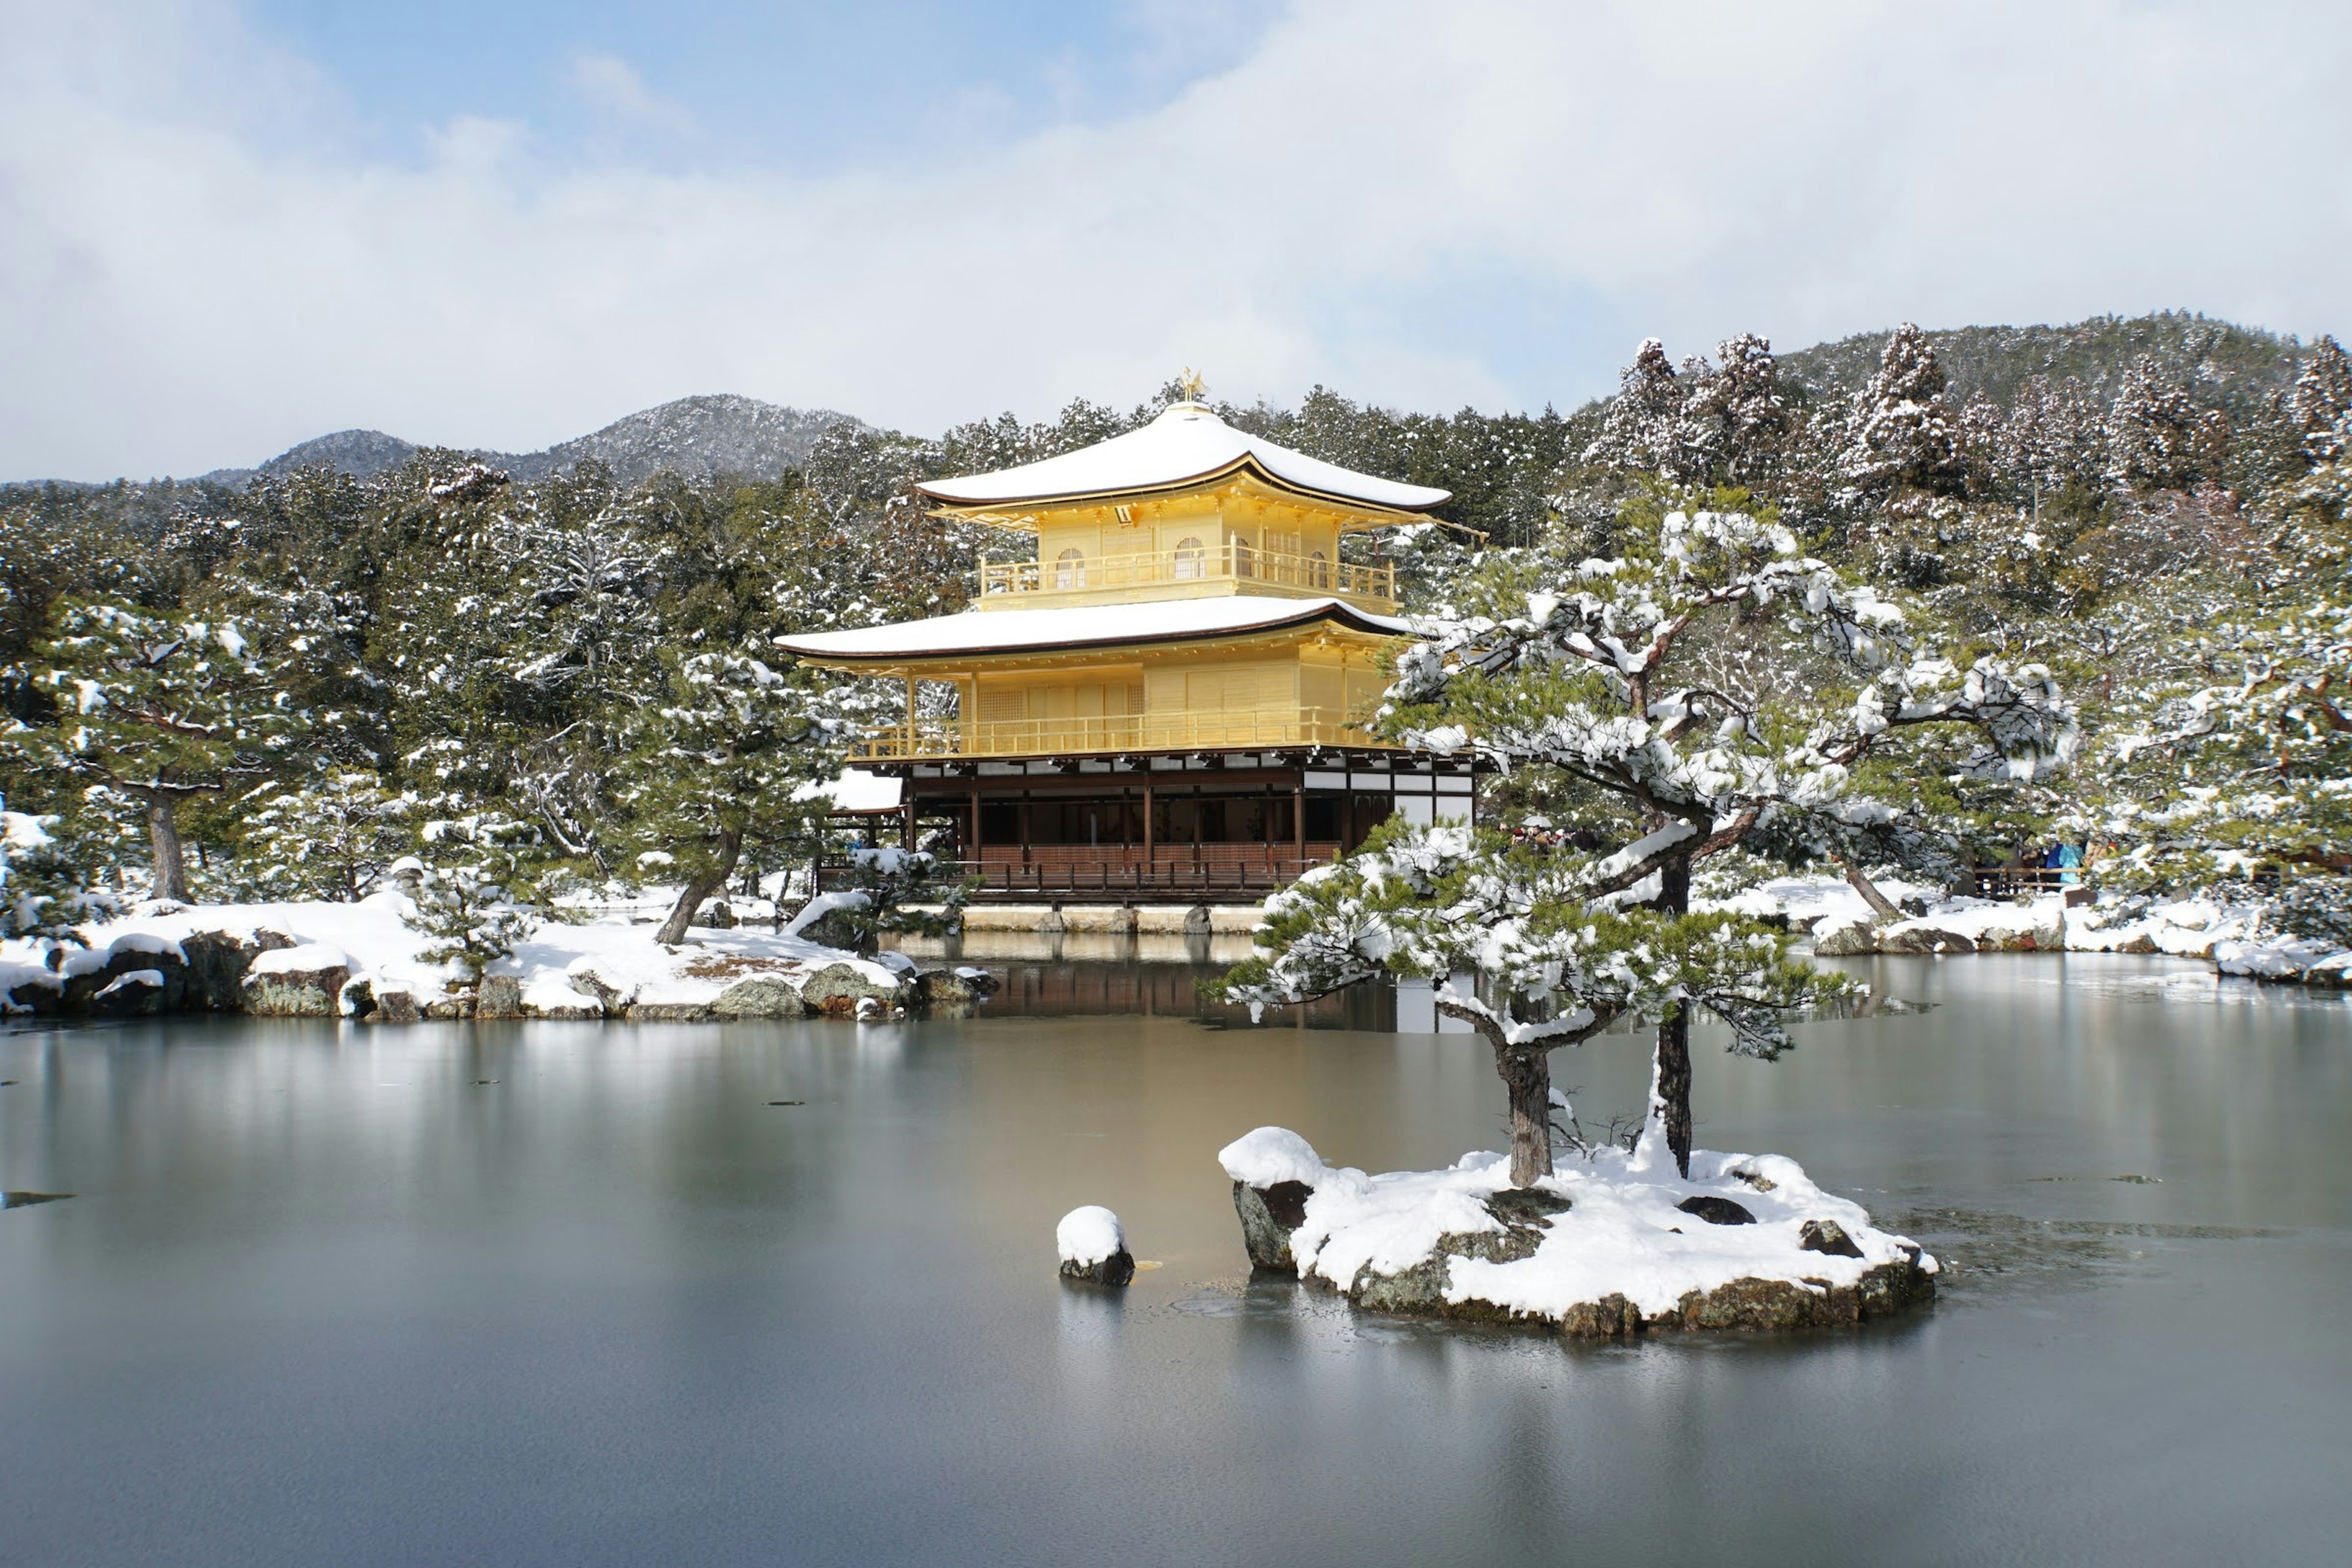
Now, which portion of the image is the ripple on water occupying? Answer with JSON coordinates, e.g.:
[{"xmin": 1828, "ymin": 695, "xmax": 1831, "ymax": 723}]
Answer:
[{"xmin": 1883, "ymin": 1205, "xmax": 2291, "ymax": 1305}]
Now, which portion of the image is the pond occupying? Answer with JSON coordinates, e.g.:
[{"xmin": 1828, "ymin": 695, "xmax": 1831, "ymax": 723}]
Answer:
[{"xmin": 3, "ymin": 952, "xmax": 2349, "ymax": 1566}]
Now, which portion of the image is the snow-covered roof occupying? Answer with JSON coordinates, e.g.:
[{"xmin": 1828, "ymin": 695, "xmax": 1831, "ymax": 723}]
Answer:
[
  {"xmin": 790, "ymin": 767, "xmax": 904, "ymax": 814},
  {"xmin": 775, "ymin": 595, "xmax": 1417, "ymax": 663},
  {"xmin": 917, "ymin": 404, "xmax": 1452, "ymax": 514}
]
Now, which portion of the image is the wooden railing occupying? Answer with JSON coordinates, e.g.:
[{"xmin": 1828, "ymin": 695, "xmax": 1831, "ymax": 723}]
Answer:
[
  {"xmin": 851, "ymin": 706, "xmax": 1386, "ymax": 760},
  {"xmin": 823, "ymin": 852, "xmax": 1335, "ymax": 902},
  {"xmin": 978, "ymin": 542, "xmax": 1394, "ymax": 606}
]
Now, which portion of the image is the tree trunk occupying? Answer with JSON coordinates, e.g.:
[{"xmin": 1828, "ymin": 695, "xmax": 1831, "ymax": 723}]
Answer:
[
  {"xmin": 655, "ymin": 827, "xmax": 744, "ymax": 946},
  {"xmin": 1651, "ymin": 1008, "xmax": 1694, "ymax": 1178},
  {"xmin": 1646, "ymin": 852, "xmax": 1696, "ymax": 1178},
  {"xmin": 147, "ymin": 796, "xmax": 192, "ymax": 903},
  {"xmin": 1497, "ymin": 1045, "xmax": 1555, "ymax": 1187},
  {"xmin": 1838, "ymin": 857, "xmax": 1902, "ymax": 919}
]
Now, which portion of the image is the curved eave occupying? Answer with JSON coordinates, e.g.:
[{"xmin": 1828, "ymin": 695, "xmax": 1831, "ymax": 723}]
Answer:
[
  {"xmin": 916, "ymin": 453, "xmax": 1450, "ymax": 522},
  {"xmin": 774, "ymin": 601, "xmax": 1415, "ymax": 669}
]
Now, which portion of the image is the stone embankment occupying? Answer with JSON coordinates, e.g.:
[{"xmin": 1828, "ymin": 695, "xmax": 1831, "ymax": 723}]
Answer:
[{"xmin": 4, "ymin": 923, "xmax": 995, "ymax": 1023}]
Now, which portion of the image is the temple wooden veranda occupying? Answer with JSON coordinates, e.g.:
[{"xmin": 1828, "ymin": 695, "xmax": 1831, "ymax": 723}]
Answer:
[{"xmin": 776, "ymin": 391, "xmax": 1482, "ymax": 902}]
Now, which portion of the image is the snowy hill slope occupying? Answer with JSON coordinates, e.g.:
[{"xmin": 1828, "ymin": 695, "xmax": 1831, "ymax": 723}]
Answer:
[
  {"xmin": 189, "ymin": 394, "xmax": 859, "ymax": 489},
  {"xmin": 1779, "ymin": 311, "xmax": 2309, "ymax": 409}
]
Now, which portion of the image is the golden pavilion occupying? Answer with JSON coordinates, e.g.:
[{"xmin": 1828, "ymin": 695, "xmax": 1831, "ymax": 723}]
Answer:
[{"xmin": 774, "ymin": 390, "xmax": 1480, "ymax": 900}]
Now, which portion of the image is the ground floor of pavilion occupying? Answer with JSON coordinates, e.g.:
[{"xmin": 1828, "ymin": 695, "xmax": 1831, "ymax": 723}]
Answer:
[{"xmin": 834, "ymin": 747, "xmax": 1481, "ymax": 903}]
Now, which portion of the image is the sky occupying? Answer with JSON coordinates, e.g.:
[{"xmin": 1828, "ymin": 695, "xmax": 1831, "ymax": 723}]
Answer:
[{"xmin": 3, "ymin": 0, "xmax": 2348, "ymax": 481}]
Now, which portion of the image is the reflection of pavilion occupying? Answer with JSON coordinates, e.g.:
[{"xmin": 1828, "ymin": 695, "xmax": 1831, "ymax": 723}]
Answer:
[{"xmin": 777, "ymin": 394, "xmax": 1482, "ymax": 902}]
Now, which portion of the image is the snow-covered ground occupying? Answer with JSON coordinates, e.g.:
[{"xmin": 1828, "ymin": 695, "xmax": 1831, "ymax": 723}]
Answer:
[
  {"xmin": 1697, "ymin": 871, "xmax": 1942, "ymax": 928},
  {"xmin": 1219, "ymin": 1127, "xmax": 1934, "ymax": 1333},
  {"xmin": 1, "ymin": 891, "xmax": 920, "ymax": 1018}
]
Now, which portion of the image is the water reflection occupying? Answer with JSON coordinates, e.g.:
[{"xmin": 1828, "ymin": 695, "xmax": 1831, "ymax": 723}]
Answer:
[{"xmin": 1, "ymin": 954, "xmax": 2348, "ymax": 1565}]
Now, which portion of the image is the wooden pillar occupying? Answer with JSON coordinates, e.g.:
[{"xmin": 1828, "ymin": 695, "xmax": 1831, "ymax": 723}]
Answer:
[
  {"xmin": 1292, "ymin": 780, "xmax": 1305, "ymax": 867},
  {"xmin": 900, "ymin": 800, "xmax": 914, "ymax": 850},
  {"xmin": 903, "ymin": 674, "xmax": 918, "ymax": 755},
  {"xmin": 969, "ymin": 786, "xmax": 981, "ymax": 862}
]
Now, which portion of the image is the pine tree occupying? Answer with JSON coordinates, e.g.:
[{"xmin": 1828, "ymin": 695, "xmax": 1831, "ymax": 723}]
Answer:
[
  {"xmin": 1678, "ymin": 333, "xmax": 1790, "ymax": 489},
  {"xmin": 612, "ymin": 650, "xmax": 856, "ymax": 944},
  {"xmin": 241, "ymin": 772, "xmax": 416, "ymax": 902},
  {"xmin": 1838, "ymin": 323, "xmax": 1965, "ymax": 496},
  {"xmin": 2291, "ymin": 335, "xmax": 2352, "ymax": 466},
  {"xmin": 2104, "ymin": 355, "xmax": 2212, "ymax": 491},
  {"xmin": 1, "ymin": 805, "xmax": 121, "ymax": 950},
  {"xmin": 403, "ymin": 812, "xmax": 559, "ymax": 984},
  {"xmin": 1583, "ymin": 339, "xmax": 1688, "ymax": 481},
  {"xmin": 1225, "ymin": 487, "xmax": 2075, "ymax": 1181},
  {"xmin": 13, "ymin": 599, "xmax": 305, "ymax": 902}
]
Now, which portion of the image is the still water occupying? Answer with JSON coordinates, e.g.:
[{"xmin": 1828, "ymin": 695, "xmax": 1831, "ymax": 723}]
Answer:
[{"xmin": 3, "ymin": 951, "xmax": 2349, "ymax": 1566}]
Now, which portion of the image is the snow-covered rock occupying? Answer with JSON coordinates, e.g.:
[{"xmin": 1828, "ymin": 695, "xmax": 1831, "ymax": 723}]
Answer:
[
  {"xmin": 2066, "ymin": 895, "xmax": 2260, "ymax": 959},
  {"xmin": 1880, "ymin": 895, "xmax": 2064, "ymax": 954},
  {"xmin": 0, "ymin": 892, "xmax": 970, "ymax": 1023},
  {"xmin": 1055, "ymin": 1205, "xmax": 1136, "ymax": 1287},
  {"xmin": 1217, "ymin": 1128, "xmax": 1936, "ymax": 1338},
  {"xmin": 709, "ymin": 974, "xmax": 809, "ymax": 1018},
  {"xmin": 241, "ymin": 944, "xmax": 352, "ymax": 1016},
  {"xmin": 1808, "ymin": 913, "xmax": 1881, "ymax": 956},
  {"xmin": 2214, "ymin": 935, "xmax": 2352, "ymax": 987},
  {"xmin": 799, "ymin": 960, "xmax": 916, "ymax": 1018}
]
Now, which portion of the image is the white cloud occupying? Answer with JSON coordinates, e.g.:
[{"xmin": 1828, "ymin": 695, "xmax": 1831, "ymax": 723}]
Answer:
[
  {"xmin": 1, "ymin": 0, "xmax": 2346, "ymax": 480},
  {"xmin": 565, "ymin": 50, "xmax": 695, "ymax": 137}
]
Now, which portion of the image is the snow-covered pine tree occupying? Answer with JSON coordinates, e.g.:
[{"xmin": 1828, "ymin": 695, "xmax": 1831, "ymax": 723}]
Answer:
[
  {"xmin": 1226, "ymin": 822, "xmax": 1840, "ymax": 1186},
  {"xmin": 1583, "ymin": 339, "xmax": 1689, "ymax": 481},
  {"xmin": 1676, "ymin": 333, "xmax": 1790, "ymax": 490},
  {"xmin": 404, "ymin": 812, "xmax": 556, "ymax": 984},
  {"xmin": 2103, "ymin": 355, "xmax": 2213, "ymax": 492},
  {"xmin": 1226, "ymin": 487, "xmax": 2076, "ymax": 1180},
  {"xmin": 791, "ymin": 844, "xmax": 974, "ymax": 956},
  {"xmin": 1838, "ymin": 323, "xmax": 1966, "ymax": 496},
  {"xmin": 2291, "ymin": 335, "xmax": 2352, "ymax": 467},
  {"xmin": 241, "ymin": 771, "xmax": 416, "ymax": 902},
  {"xmin": 612, "ymin": 650, "xmax": 857, "ymax": 945},
  {"xmin": 15, "ymin": 599, "xmax": 305, "ymax": 902},
  {"xmin": 1, "ymin": 804, "xmax": 121, "ymax": 951}
]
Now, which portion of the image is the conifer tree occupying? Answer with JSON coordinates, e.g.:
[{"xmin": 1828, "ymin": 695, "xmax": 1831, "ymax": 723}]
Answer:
[
  {"xmin": 613, "ymin": 650, "xmax": 854, "ymax": 944},
  {"xmin": 13, "ymin": 600, "xmax": 304, "ymax": 902},
  {"xmin": 1, "ymin": 805, "xmax": 120, "ymax": 950},
  {"xmin": 1838, "ymin": 323, "xmax": 1965, "ymax": 496},
  {"xmin": 1226, "ymin": 489, "xmax": 2075, "ymax": 1180},
  {"xmin": 241, "ymin": 772, "xmax": 415, "ymax": 902}
]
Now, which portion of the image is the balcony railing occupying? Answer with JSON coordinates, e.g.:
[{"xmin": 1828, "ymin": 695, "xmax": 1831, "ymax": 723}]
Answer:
[
  {"xmin": 979, "ymin": 543, "xmax": 1394, "ymax": 606},
  {"xmin": 851, "ymin": 706, "xmax": 1388, "ymax": 761}
]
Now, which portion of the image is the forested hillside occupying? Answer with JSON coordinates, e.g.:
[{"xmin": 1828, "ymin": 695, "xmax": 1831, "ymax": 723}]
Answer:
[{"xmin": 4, "ymin": 312, "xmax": 2348, "ymax": 946}]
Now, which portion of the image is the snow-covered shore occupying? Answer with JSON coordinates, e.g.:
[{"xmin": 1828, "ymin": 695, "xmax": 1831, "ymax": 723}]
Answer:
[
  {"xmin": 1738, "ymin": 873, "xmax": 2352, "ymax": 988},
  {"xmin": 1218, "ymin": 1127, "xmax": 1936, "ymax": 1336},
  {"xmin": 1, "ymin": 893, "xmax": 990, "ymax": 1021}
]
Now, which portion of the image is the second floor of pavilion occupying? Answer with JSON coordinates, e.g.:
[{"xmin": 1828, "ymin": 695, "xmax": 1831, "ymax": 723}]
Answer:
[{"xmin": 921, "ymin": 398, "xmax": 1452, "ymax": 617}]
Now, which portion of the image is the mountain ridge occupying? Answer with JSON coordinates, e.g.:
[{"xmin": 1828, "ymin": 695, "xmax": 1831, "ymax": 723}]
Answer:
[
  {"xmin": 190, "ymin": 393, "xmax": 862, "ymax": 491},
  {"xmin": 9, "ymin": 313, "xmax": 2332, "ymax": 491}
]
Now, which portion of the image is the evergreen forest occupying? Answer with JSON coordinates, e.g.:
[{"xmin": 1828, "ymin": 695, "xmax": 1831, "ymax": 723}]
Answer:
[{"xmin": 5, "ymin": 311, "xmax": 2350, "ymax": 950}]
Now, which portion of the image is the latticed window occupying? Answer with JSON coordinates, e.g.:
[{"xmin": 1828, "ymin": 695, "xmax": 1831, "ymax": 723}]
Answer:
[
  {"xmin": 1055, "ymin": 548, "xmax": 1086, "ymax": 589},
  {"xmin": 1309, "ymin": 550, "xmax": 1331, "ymax": 589},
  {"xmin": 1232, "ymin": 537, "xmax": 1255, "ymax": 578},
  {"xmin": 1172, "ymin": 537, "xmax": 1206, "ymax": 579}
]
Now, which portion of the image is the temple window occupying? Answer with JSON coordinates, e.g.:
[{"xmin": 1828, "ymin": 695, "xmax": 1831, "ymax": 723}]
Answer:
[
  {"xmin": 1054, "ymin": 548, "xmax": 1086, "ymax": 589},
  {"xmin": 1233, "ymin": 536, "xmax": 1256, "ymax": 578},
  {"xmin": 1309, "ymin": 550, "xmax": 1331, "ymax": 589},
  {"xmin": 1172, "ymin": 537, "xmax": 1206, "ymax": 579}
]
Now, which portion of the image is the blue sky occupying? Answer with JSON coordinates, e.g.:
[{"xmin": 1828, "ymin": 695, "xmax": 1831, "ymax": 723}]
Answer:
[
  {"xmin": 2, "ymin": 1, "xmax": 2346, "ymax": 479},
  {"xmin": 248, "ymin": 1, "xmax": 1278, "ymax": 172}
]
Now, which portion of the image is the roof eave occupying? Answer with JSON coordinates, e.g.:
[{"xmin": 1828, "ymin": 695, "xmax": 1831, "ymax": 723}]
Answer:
[
  {"xmin": 915, "ymin": 453, "xmax": 1450, "ymax": 520},
  {"xmin": 772, "ymin": 600, "xmax": 1410, "ymax": 668}
]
